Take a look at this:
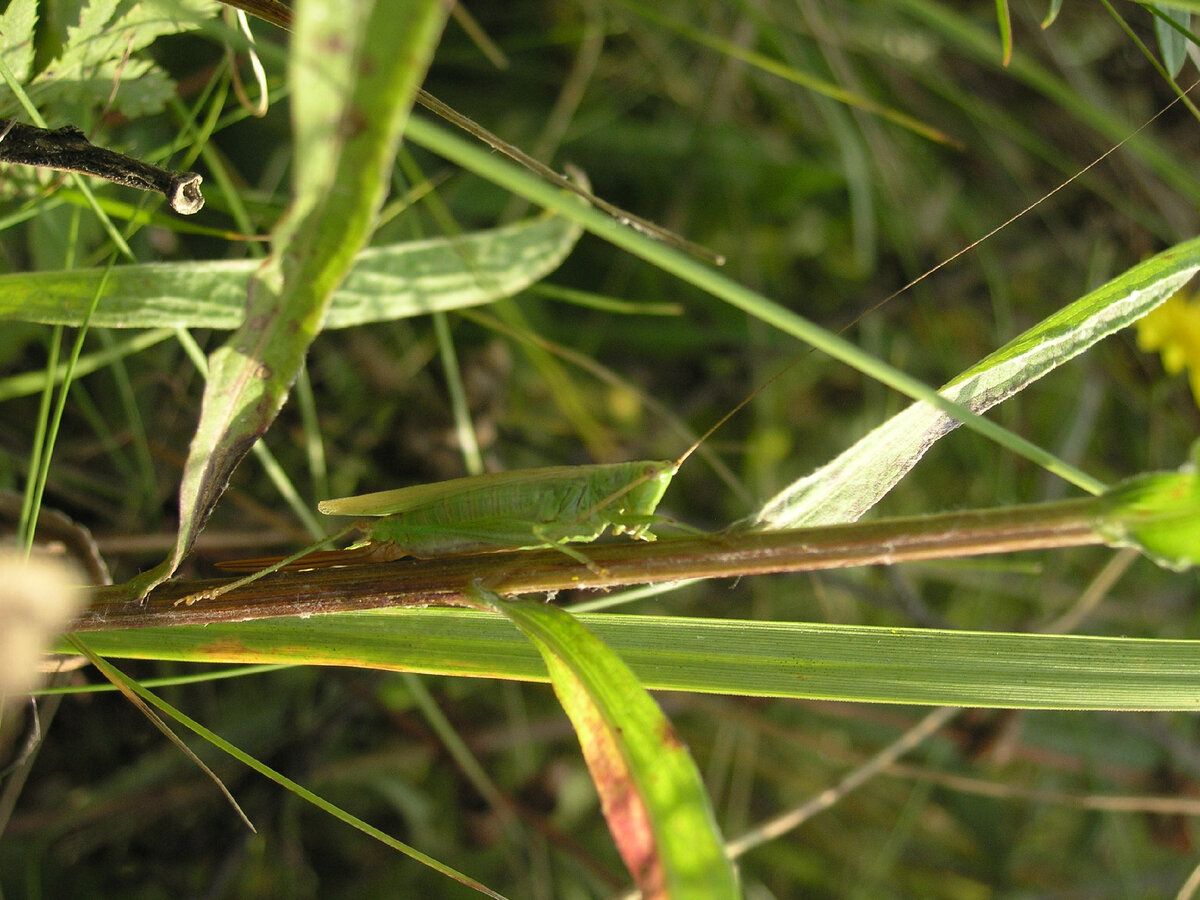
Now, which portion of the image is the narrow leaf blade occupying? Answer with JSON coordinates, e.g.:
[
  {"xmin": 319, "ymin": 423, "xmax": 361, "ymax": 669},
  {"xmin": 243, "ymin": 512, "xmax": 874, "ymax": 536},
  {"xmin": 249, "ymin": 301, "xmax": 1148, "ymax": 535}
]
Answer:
[
  {"xmin": 750, "ymin": 239, "xmax": 1200, "ymax": 529},
  {"xmin": 71, "ymin": 607, "xmax": 1200, "ymax": 710},
  {"xmin": 494, "ymin": 599, "xmax": 739, "ymax": 900},
  {"xmin": 131, "ymin": 0, "xmax": 449, "ymax": 597}
]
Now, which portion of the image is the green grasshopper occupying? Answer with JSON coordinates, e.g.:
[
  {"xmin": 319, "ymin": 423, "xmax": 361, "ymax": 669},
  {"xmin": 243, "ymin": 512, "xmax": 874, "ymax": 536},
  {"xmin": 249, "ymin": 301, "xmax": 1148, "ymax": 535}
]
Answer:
[
  {"xmin": 223, "ymin": 461, "xmax": 678, "ymax": 571},
  {"xmin": 317, "ymin": 461, "xmax": 676, "ymax": 558},
  {"xmin": 202, "ymin": 371, "xmax": 755, "ymax": 601},
  {"xmin": 198, "ymin": 456, "xmax": 690, "ymax": 603}
]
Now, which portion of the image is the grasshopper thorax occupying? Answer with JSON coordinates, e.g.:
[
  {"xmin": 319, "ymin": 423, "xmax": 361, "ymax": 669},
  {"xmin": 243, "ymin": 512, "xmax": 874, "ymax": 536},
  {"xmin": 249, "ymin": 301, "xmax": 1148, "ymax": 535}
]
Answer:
[{"xmin": 598, "ymin": 460, "xmax": 678, "ymax": 539}]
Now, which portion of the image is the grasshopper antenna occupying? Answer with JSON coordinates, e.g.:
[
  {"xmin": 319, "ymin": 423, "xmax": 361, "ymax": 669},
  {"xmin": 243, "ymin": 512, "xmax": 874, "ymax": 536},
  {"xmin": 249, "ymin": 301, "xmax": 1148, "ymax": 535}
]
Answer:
[
  {"xmin": 674, "ymin": 78, "xmax": 1199, "ymax": 473},
  {"xmin": 573, "ymin": 79, "xmax": 1199, "ymax": 533}
]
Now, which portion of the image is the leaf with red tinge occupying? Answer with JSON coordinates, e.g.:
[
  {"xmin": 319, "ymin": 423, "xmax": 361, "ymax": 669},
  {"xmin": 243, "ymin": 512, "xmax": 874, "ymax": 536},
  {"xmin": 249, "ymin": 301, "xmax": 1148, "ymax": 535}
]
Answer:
[
  {"xmin": 492, "ymin": 597, "xmax": 740, "ymax": 900},
  {"xmin": 996, "ymin": 0, "xmax": 1013, "ymax": 66}
]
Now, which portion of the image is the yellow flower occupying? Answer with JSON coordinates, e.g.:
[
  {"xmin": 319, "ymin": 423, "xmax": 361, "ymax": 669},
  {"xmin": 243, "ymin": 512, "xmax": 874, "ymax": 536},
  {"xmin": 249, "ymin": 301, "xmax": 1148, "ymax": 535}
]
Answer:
[{"xmin": 1137, "ymin": 286, "xmax": 1200, "ymax": 407}]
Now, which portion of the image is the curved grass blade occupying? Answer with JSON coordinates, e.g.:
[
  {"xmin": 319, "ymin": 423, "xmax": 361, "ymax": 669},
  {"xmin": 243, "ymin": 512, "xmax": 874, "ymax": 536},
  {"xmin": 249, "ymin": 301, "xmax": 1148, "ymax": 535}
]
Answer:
[
  {"xmin": 487, "ymin": 597, "xmax": 739, "ymax": 900},
  {"xmin": 72, "ymin": 637, "xmax": 509, "ymax": 899}
]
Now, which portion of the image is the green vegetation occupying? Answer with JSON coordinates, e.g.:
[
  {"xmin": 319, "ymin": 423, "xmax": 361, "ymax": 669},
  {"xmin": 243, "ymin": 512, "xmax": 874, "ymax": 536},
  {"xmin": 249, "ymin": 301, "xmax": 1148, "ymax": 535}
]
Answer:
[{"xmin": 2, "ymin": 1, "xmax": 1200, "ymax": 897}]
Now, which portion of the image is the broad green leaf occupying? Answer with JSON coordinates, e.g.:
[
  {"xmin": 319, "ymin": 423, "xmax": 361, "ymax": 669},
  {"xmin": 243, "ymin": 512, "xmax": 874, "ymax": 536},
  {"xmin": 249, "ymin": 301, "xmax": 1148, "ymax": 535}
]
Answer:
[
  {"xmin": 457, "ymin": 598, "xmax": 736, "ymax": 900},
  {"xmin": 72, "ymin": 607, "xmax": 1200, "ymax": 710},
  {"xmin": 128, "ymin": 0, "xmax": 449, "ymax": 598},
  {"xmin": 288, "ymin": 0, "xmax": 364, "ymax": 214},
  {"xmin": 0, "ymin": 214, "xmax": 582, "ymax": 329},
  {"xmin": 748, "ymin": 239, "xmax": 1200, "ymax": 529}
]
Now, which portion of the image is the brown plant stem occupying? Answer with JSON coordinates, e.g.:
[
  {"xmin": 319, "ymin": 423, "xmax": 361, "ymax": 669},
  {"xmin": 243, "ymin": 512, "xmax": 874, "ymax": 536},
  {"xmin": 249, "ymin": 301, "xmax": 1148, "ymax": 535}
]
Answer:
[{"xmin": 75, "ymin": 496, "xmax": 1105, "ymax": 632}]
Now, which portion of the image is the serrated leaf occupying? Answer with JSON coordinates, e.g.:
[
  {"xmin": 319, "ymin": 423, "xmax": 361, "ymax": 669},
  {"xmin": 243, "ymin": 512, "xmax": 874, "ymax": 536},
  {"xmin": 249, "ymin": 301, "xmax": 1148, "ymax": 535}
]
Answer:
[{"xmin": 4, "ymin": 0, "xmax": 219, "ymax": 121}]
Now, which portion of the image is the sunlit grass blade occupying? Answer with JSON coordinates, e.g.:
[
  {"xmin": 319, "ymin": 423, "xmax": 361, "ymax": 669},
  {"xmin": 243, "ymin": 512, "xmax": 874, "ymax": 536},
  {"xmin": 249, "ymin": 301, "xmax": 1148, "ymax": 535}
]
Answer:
[
  {"xmin": 749, "ymin": 239, "xmax": 1200, "ymax": 528},
  {"xmin": 995, "ymin": 0, "xmax": 1013, "ymax": 65},
  {"xmin": 404, "ymin": 113, "xmax": 1101, "ymax": 493},
  {"xmin": 70, "ymin": 607, "xmax": 1200, "ymax": 710},
  {"xmin": 19, "ymin": 259, "xmax": 115, "ymax": 548}
]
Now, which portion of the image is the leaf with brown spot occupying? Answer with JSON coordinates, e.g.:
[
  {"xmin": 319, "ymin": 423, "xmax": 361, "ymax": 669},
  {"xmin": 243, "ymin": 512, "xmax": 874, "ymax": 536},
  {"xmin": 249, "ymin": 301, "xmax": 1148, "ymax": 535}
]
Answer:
[{"xmin": 126, "ymin": 0, "xmax": 452, "ymax": 600}]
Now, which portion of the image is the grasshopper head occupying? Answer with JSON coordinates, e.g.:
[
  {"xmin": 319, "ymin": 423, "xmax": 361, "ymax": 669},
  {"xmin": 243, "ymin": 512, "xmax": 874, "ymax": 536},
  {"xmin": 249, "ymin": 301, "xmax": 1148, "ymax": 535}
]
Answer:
[{"xmin": 608, "ymin": 460, "xmax": 677, "ymax": 539}]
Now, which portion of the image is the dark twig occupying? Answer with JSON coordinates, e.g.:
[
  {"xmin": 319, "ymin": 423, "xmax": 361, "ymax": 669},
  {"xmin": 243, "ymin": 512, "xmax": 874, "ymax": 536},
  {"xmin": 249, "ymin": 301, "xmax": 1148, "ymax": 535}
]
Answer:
[{"xmin": 0, "ymin": 120, "xmax": 204, "ymax": 214}]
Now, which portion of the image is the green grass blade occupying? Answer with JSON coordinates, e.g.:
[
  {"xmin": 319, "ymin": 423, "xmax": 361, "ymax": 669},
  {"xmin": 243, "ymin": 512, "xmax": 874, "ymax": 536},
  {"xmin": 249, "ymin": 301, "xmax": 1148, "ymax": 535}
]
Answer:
[
  {"xmin": 995, "ymin": 0, "xmax": 1013, "ymax": 65},
  {"xmin": 614, "ymin": 0, "xmax": 955, "ymax": 146},
  {"xmin": 896, "ymin": 0, "xmax": 1200, "ymax": 203},
  {"xmin": 71, "ymin": 607, "xmax": 1200, "ymax": 711},
  {"xmin": 403, "ymin": 113, "xmax": 1098, "ymax": 493},
  {"xmin": 750, "ymin": 240, "xmax": 1200, "ymax": 528},
  {"xmin": 73, "ymin": 639, "xmax": 510, "ymax": 899},
  {"xmin": 0, "ymin": 329, "xmax": 173, "ymax": 403}
]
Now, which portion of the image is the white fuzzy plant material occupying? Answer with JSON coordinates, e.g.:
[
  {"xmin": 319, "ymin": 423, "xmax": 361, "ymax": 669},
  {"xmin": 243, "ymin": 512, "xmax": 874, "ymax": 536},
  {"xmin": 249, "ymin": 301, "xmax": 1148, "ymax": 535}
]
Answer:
[{"xmin": 0, "ymin": 548, "xmax": 83, "ymax": 699}]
